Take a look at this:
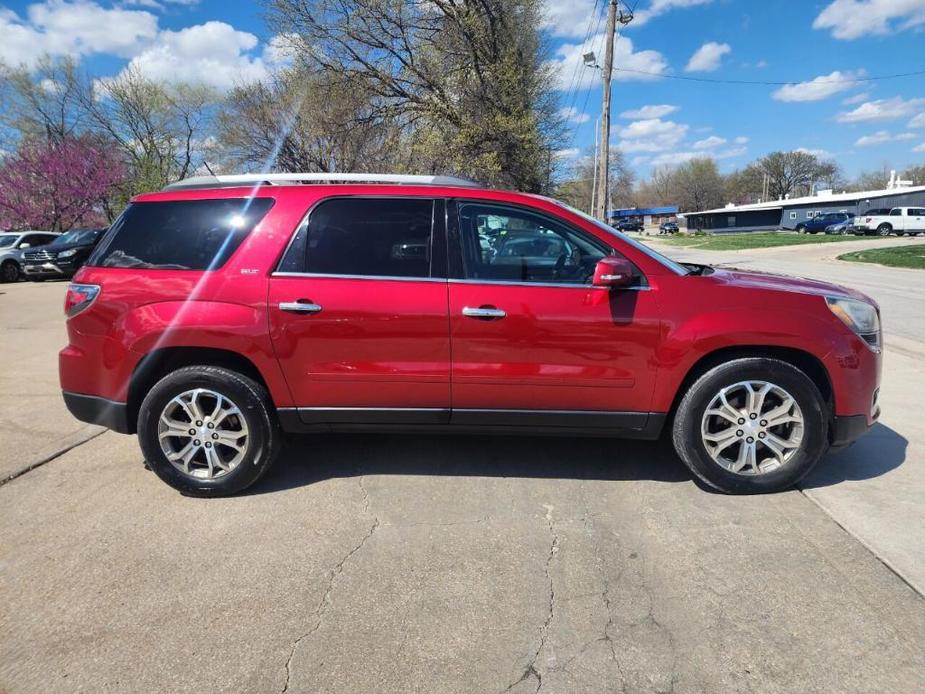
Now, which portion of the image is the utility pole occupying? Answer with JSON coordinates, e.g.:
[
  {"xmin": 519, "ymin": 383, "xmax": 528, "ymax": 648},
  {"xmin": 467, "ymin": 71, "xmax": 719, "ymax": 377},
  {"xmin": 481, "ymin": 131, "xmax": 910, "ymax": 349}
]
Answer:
[{"xmin": 594, "ymin": 1, "xmax": 633, "ymax": 222}]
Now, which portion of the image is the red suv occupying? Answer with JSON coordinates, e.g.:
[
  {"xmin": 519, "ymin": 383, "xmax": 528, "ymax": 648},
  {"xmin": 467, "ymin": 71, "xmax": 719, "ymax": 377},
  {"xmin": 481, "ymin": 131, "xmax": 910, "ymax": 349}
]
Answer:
[{"xmin": 59, "ymin": 174, "xmax": 882, "ymax": 496}]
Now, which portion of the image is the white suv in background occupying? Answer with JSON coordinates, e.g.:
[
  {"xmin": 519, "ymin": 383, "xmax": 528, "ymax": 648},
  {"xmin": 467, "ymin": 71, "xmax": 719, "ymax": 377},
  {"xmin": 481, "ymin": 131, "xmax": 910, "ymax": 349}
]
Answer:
[{"xmin": 853, "ymin": 207, "xmax": 925, "ymax": 236}]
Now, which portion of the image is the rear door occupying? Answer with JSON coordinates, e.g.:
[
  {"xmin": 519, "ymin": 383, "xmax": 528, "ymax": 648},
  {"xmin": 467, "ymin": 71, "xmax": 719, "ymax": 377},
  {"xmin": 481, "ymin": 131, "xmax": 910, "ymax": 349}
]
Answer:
[
  {"xmin": 910, "ymin": 208, "xmax": 925, "ymax": 234},
  {"xmin": 268, "ymin": 196, "xmax": 451, "ymax": 425}
]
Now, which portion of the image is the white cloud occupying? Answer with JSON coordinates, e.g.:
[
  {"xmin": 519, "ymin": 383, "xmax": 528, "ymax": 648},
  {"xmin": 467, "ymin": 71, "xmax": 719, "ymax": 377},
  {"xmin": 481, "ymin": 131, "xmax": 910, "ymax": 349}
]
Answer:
[
  {"xmin": 647, "ymin": 146, "xmax": 745, "ymax": 168},
  {"xmin": 114, "ymin": 22, "xmax": 275, "ymax": 91},
  {"xmin": 814, "ymin": 0, "xmax": 925, "ymax": 40},
  {"xmin": 856, "ymin": 131, "xmax": 895, "ymax": 146},
  {"xmin": 838, "ymin": 97, "xmax": 925, "ymax": 123},
  {"xmin": 914, "ymin": 143, "xmax": 925, "ymax": 153},
  {"xmin": 734, "ymin": 136, "xmax": 749, "ymax": 144},
  {"xmin": 551, "ymin": 33, "xmax": 668, "ymax": 91},
  {"xmin": 559, "ymin": 107, "xmax": 591, "ymax": 124},
  {"xmin": 795, "ymin": 147, "xmax": 834, "ymax": 158},
  {"xmin": 617, "ymin": 118, "xmax": 688, "ymax": 153},
  {"xmin": 772, "ymin": 70, "xmax": 865, "ymax": 102},
  {"xmin": 0, "ymin": 1, "xmax": 159, "ymax": 68},
  {"xmin": 909, "ymin": 113, "xmax": 925, "ymax": 128},
  {"xmin": 554, "ymin": 148, "xmax": 580, "ymax": 159},
  {"xmin": 633, "ymin": 0, "xmax": 715, "ymax": 26},
  {"xmin": 843, "ymin": 91, "xmax": 872, "ymax": 105},
  {"xmin": 685, "ymin": 41, "xmax": 730, "ymax": 73},
  {"xmin": 619, "ymin": 104, "xmax": 678, "ymax": 119},
  {"xmin": 693, "ymin": 135, "xmax": 727, "ymax": 149},
  {"xmin": 541, "ymin": 0, "xmax": 598, "ymax": 38}
]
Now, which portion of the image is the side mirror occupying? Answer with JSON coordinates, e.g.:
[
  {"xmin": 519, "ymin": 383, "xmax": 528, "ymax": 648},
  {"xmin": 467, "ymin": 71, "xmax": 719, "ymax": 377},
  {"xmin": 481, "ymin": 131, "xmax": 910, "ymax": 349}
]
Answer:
[
  {"xmin": 19, "ymin": 243, "xmax": 30, "ymax": 249},
  {"xmin": 593, "ymin": 257, "xmax": 634, "ymax": 288}
]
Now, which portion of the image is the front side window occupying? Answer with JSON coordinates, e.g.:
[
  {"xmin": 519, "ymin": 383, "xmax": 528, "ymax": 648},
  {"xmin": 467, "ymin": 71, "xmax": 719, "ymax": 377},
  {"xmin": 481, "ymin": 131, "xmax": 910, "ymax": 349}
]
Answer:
[
  {"xmin": 458, "ymin": 203, "xmax": 608, "ymax": 285},
  {"xmin": 91, "ymin": 199, "xmax": 273, "ymax": 271},
  {"xmin": 280, "ymin": 197, "xmax": 435, "ymax": 279},
  {"xmin": 890, "ymin": 209, "xmax": 903, "ymax": 216}
]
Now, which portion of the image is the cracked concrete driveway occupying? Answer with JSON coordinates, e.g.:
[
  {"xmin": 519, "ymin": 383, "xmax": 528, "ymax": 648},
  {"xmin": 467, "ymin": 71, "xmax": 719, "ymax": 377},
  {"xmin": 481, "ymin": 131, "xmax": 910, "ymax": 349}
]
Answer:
[{"xmin": 2, "ymin": 265, "xmax": 925, "ymax": 693}]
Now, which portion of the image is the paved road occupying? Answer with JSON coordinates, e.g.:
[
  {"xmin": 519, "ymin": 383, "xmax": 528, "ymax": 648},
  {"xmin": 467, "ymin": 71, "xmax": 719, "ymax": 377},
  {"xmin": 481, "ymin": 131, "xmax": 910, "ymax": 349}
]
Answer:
[{"xmin": 2, "ymin": 267, "xmax": 925, "ymax": 693}]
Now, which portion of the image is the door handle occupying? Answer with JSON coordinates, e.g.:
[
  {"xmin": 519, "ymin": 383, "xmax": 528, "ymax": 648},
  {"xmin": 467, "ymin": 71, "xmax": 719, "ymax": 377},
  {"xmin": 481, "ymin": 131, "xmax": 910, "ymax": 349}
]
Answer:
[
  {"xmin": 462, "ymin": 306, "xmax": 506, "ymax": 320},
  {"xmin": 279, "ymin": 301, "xmax": 323, "ymax": 314}
]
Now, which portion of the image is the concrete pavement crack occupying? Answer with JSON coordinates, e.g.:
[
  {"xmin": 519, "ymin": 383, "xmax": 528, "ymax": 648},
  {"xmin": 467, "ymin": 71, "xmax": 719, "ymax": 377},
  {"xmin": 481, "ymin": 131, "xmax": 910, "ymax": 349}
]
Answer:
[
  {"xmin": 281, "ymin": 477, "xmax": 380, "ymax": 693},
  {"xmin": 502, "ymin": 505, "xmax": 559, "ymax": 694}
]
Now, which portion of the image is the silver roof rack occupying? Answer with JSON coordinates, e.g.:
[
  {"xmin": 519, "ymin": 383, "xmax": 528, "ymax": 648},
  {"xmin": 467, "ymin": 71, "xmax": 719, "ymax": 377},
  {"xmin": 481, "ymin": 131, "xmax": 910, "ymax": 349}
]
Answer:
[{"xmin": 163, "ymin": 172, "xmax": 481, "ymax": 191}]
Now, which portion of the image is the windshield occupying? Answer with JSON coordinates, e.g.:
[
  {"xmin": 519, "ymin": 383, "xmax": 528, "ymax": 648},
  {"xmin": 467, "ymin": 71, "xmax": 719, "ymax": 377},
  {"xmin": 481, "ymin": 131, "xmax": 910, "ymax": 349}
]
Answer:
[
  {"xmin": 0, "ymin": 236, "xmax": 17, "ymax": 248},
  {"xmin": 51, "ymin": 229, "xmax": 101, "ymax": 247},
  {"xmin": 551, "ymin": 201, "xmax": 690, "ymax": 276}
]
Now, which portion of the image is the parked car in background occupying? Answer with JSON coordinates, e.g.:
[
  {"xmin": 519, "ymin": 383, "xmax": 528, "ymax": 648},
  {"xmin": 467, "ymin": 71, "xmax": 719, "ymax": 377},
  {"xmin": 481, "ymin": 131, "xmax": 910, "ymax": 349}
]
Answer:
[
  {"xmin": 852, "ymin": 207, "xmax": 925, "ymax": 237},
  {"xmin": 59, "ymin": 173, "xmax": 881, "ymax": 498},
  {"xmin": 824, "ymin": 219, "xmax": 854, "ymax": 235},
  {"xmin": 23, "ymin": 228, "xmax": 105, "ymax": 281},
  {"xmin": 0, "ymin": 231, "xmax": 60, "ymax": 283},
  {"xmin": 850, "ymin": 209, "xmax": 891, "ymax": 235},
  {"xmin": 659, "ymin": 221, "xmax": 679, "ymax": 234},
  {"xmin": 615, "ymin": 220, "xmax": 644, "ymax": 232},
  {"xmin": 795, "ymin": 212, "xmax": 854, "ymax": 234}
]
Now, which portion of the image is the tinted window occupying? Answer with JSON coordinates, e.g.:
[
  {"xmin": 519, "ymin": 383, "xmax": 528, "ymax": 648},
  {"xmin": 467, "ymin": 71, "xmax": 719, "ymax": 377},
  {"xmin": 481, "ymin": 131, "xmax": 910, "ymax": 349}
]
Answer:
[
  {"xmin": 52, "ymin": 229, "xmax": 101, "ymax": 247},
  {"xmin": 91, "ymin": 199, "xmax": 273, "ymax": 271},
  {"xmin": 458, "ymin": 203, "xmax": 608, "ymax": 284},
  {"xmin": 282, "ymin": 198, "xmax": 435, "ymax": 278}
]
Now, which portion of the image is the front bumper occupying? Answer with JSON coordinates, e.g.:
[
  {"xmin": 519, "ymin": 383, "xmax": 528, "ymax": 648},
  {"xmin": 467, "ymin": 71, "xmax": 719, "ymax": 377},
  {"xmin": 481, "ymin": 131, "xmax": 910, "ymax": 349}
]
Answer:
[
  {"xmin": 62, "ymin": 391, "xmax": 132, "ymax": 434},
  {"xmin": 830, "ymin": 414, "xmax": 873, "ymax": 450},
  {"xmin": 23, "ymin": 262, "xmax": 70, "ymax": 278}
]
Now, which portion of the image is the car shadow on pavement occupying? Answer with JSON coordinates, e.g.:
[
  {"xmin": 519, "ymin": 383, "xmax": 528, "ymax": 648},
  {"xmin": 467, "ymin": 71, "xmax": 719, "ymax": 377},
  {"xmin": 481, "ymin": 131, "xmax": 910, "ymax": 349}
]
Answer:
[
  {"xmin": 800, "ymin": 423, "xmax": 907, "ymax": 489},
  {"xmin": 246, "ymin": 434, "xmax": 693, "ymax": 495}
]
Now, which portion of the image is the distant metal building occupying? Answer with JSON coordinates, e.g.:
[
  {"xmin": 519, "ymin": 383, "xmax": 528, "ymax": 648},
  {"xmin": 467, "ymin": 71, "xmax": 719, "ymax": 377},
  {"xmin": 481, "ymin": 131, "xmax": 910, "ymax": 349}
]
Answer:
[
  {"xmin": 608, "ymin": 206, "xmax": 679, "ymax": 225},
  {"xmin": 685, "ymin": 184, "xmax": 925, "ymax": 233}
]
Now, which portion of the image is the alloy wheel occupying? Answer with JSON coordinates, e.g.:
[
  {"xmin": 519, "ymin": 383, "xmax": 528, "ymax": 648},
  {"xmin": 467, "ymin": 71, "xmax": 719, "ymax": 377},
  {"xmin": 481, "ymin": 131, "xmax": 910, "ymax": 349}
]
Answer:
[
  {"xmin": 158, "ymin": 388, "xmax": 249, "ymax": 479},
  {"xmin": 700, "ymin": 380, "xmax": 804, "ymax": 475}
]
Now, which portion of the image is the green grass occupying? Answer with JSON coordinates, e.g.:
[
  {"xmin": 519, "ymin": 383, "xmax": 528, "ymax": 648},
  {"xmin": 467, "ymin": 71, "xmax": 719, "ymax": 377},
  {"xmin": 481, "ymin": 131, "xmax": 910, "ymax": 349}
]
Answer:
[
  {"xmin": 653, "ymin": 232, "xmax": 888, "ymax": 251},
  {"xmin": 838, "ymin": 245, "xmax": 925, "ymax": 269}
]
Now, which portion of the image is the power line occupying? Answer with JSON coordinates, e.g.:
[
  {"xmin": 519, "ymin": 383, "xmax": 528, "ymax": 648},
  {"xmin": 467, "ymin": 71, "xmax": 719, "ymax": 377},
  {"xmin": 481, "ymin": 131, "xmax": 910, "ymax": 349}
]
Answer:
[
  {"xmin": 611, "ymin": 66, "xmax": 925, "ymax": 85},
  {"xmin": 560, "ymin": 0, "xmax": 603, "ymax": 123}
]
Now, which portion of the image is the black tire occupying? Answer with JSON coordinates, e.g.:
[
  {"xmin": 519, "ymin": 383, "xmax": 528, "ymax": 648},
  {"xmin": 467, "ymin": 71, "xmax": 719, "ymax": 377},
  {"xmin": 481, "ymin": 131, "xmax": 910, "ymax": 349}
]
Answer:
[
  {"xmin": 0, "ymin": 260, "xmax": 20, "ymax": 283},
  {"xmin": 137, "ymin": 365, "xmax": 281, "ymax": 497},
  {"xmin": 877, "ymin": 224, "xmax": 892, "ymax": 236},
  {"xmin": 672, "ymin": 358, "xmax": 829, "ymax": 494},
  {"xmin": 795, "ymin": 225, "xmax": 806, "ymax": 234}
]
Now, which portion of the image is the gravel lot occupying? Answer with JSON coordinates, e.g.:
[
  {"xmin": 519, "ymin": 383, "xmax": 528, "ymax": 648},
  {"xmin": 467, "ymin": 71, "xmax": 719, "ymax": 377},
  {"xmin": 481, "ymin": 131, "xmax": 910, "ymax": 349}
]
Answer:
[{"xmin": 2, "ymin": 245, "xmax": 924, "ymax": 693}]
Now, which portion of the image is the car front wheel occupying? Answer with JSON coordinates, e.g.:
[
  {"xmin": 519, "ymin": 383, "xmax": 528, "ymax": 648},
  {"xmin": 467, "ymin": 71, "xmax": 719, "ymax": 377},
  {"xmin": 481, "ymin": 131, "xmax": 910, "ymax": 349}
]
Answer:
[
  {"xmin": 0, "ymin": 260, "xmax": 20, "ymax": 283},
  {"xmin": 877, "ymin": 224, "xmax": 892, "ymax": 236},
  {"xmin": 137, "ymin": 365, "xmax": 281, "ymax": 496},
  {"xmin": 672, "ymin": 358, "xmax": 828, "ymax": 494}
]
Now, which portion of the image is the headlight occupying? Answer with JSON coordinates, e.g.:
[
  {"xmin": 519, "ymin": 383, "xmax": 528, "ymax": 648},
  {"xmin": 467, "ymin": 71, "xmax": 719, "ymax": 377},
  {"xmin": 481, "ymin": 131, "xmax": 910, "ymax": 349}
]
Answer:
[
  {"xmin": 826, "ymin": 296, "xmax": 881, "ymax": 351},
  {"xmin": 58, "ymin": 249, "xmax": 77, "ymax": 258}
]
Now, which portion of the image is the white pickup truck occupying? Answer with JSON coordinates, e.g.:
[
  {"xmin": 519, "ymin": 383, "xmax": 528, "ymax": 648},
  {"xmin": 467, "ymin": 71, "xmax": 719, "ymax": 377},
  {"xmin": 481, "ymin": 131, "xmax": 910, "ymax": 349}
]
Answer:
[{"xmin": 853, "ymin": 207, "xmax": 925, "ymax": 236}]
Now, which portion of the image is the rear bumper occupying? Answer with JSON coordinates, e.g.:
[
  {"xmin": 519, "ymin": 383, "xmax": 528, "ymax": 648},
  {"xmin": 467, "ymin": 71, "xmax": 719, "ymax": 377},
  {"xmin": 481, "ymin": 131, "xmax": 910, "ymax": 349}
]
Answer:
[{"xmin": 62, "ymin": 391, "xmax": 132, "ymax": 434}]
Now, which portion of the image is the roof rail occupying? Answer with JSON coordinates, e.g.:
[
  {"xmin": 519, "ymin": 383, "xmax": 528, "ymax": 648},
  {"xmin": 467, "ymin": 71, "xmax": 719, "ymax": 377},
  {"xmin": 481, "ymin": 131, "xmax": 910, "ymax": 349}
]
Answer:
[{"xmin": 163, "ymin": 172, "xmax": 481, "ymax": 191}]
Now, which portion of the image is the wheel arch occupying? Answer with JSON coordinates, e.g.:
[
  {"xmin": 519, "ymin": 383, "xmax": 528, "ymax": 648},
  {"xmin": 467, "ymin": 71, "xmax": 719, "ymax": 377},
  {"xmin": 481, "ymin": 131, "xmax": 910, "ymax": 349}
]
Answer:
[
  {"xmin": 665, "ymin": 345, "xmax": 834, "ymax": 429},
  {"xmin": 126, "ymin": 347, "xmax": 271, "ymax": 434}
]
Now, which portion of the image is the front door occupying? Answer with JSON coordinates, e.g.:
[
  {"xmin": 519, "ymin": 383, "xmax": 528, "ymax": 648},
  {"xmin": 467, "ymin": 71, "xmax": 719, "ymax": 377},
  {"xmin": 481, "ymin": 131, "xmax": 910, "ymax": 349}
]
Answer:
[
  {"xmin": 268, "ymin": 196, "xmax": 450, "ymax": 424},
  {"xmin": 446, "ymin": 201, "xmax": 662, "ymax": 428}
]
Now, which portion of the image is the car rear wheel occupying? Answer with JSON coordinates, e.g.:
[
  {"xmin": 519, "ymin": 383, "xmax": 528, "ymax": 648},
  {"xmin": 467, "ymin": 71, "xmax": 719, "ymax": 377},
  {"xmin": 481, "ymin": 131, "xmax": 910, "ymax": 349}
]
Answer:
[
  {"xmin": 0, "ymin": 260, "xmax": 20, "ymax": 283},
  {"xmin": 137, "ymin": 365, "xmax": 281, "ymax": 497},
  {"xmin": 672, "ymin": 358, "xmax": 828, "ymax": 494}
]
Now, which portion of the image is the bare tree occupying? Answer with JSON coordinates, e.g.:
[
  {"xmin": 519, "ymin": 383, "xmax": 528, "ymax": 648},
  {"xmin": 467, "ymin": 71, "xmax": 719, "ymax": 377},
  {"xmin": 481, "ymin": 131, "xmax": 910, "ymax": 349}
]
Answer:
[
  {"xmin": 555, "ymin": 149, "xmax": 634, "ymax": 214},
  {"xmin": 266, "ymin": 0, "xmax": 564, "ymax": 191},
  {"xmin": 217, "ymin": 68, "xmax": 401, "ymax": 173}
]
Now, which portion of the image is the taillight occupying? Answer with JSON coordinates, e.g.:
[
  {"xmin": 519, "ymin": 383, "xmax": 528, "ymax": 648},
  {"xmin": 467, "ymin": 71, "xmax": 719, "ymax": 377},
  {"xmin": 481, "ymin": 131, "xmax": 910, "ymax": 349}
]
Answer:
[{"xmin": 64, "ymin": 283, "xmax": 100, "ymax": 317}]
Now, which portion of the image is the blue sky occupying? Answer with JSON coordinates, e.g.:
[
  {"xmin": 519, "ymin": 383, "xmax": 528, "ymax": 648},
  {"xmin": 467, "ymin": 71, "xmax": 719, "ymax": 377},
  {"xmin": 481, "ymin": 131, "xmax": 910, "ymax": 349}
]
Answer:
[{"xmin": 2, "ymin": 0, "xmax": 924, "ymax": 178}]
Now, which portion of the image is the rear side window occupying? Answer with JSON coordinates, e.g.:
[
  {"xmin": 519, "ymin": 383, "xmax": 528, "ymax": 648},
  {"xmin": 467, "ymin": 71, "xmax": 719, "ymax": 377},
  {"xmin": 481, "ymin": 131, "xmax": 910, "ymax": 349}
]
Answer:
[
  {"xmin": 91, "ymin": 198, "xmax": 273, "ymax": 270},
  {"xmin": 279, "ymin": 198, "xmax": 435, "ymax": 278}
]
